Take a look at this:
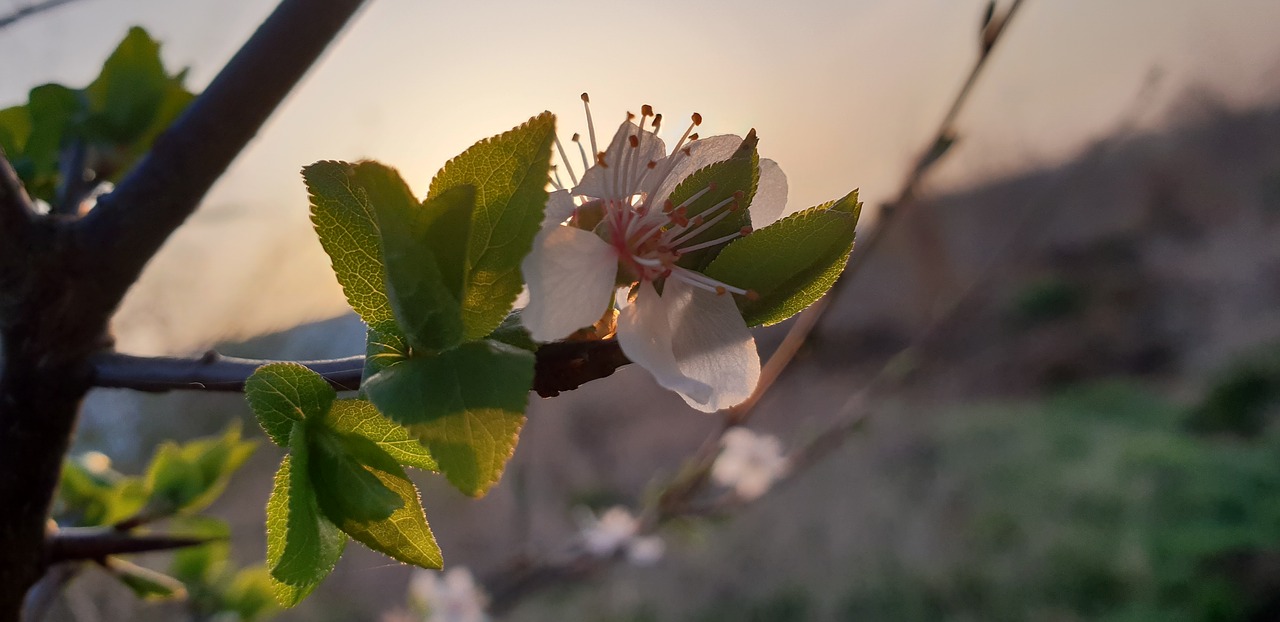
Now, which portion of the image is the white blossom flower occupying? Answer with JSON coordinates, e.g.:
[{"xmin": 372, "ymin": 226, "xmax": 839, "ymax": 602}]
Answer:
[
  {"xmin": 522, "ymin": 95, "xmax": 790, "ymax": 412},
  {"xmin": 711, "ymin": 427, "xmax": 789, "ymax": 501},
  {"xmin": 406, "ymin": 567, "xmax": 489, "ymax": 622},
  {"xmin": 576, "ymin": 505, "xmax": 665, "ymax": 566}
]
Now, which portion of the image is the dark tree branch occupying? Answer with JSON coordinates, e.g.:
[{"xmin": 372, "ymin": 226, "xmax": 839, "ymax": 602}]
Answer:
[
  {"xmin": 75, "ymin": 0, "xmax": 369, "ymax": 325},
  {"xmin": 0, "ymin": 0, "xmax": 83, "ymax": 31},
  {"xmin": 0, "ymin": 151, "xmax": 36, "ymax": 253},
  {"xmin": 89, "ymin": 338, "xmax": 630, "ymax": 397},
  {"xmin": 45, "ymin": 528, "xmax": 213, "ymax": 564}
]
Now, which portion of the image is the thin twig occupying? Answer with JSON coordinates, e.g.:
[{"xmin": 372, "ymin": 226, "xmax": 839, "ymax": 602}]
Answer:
[
  {"xmin": 89, "ymin": 339, "xmax": 630, "ymax": 396},
  {"xmin": 45, "ymin": 528, "xmax": 214, "ymax": 563},
  {"xmin": 0, "ymin": 0, "xmax": 83, "ymax": 31}
]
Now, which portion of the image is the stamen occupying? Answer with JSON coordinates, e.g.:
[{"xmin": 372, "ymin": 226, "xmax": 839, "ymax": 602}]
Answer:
[
  {"xmin": 652, "ymin": 113, "xmax": 662, "ymax": 131},
  {"xmin": 551, "ymin": 167, "xmax": 564, "ymax": 190},
  {"xmin": 688, "ymin": 132, "xmax": 699, "ymax": 141},
  {"xmin": 669, "ymin": 201, "xmax": 735, "ymax": 246},
  {"xmin": 581, "ymin": 93, "xmax": 599, "ymax": 156},
  {"xmin": 572, "ymin": 133, "xmax": 591, "ymax": 172},
  {"xmin": 554, "ymin": 135, "xmax": 579, "ymax": 186},
  {"xmin": 672, "ymin": 229, "xmax": 743, "ymax": 254},
  {"xmin": 669, "ymin": 267, "xmax": 748, "ymax": 296}
]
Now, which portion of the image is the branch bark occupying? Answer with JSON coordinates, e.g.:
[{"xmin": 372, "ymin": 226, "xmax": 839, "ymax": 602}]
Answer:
[
  {"xmin": 0, "ymin": 1, "xmax": 369, "ymax": 619},
  {"xmin": 88, "ymin": 338, "xmax": 631, "ymax": 398},
  {"xmin": 0, "ymin": 0, "xmax": 83, "ymax": 31},
  {"xmin": 45, "ymin": 528, "xmax": 213, "ymax": 564}
]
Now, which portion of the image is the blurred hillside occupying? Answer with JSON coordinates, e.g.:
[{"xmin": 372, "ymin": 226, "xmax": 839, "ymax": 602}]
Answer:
[{"xmin": 60, "ymin": 94, "xmax": 1280, "ymax": 621}]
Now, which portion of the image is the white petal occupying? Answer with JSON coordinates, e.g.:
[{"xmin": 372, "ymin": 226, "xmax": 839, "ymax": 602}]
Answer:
[
  {"xmin": 750, "ymin": 158, "xmax": 789, "ymax": 228},
  {"xmin": 650, "ymin": 134, "xmax": 742, "ymax": 207},
  {"xmin": 520, "ymin": 226, "xmax": 617, "ymax": 342},
  {"xmin": 616, "ymin": 282, "xmax": 713, "ymax": 405},
  {"xmin": 541, "ymin": 189, "xmax": 576, "ymax": 229},
  {"xmin": 575, "ymin": 120, "xmax": 665, "ymax": 200},
  {"xmin": 664, "ymin": 279, "xmax": 761, "ymax": 412}
]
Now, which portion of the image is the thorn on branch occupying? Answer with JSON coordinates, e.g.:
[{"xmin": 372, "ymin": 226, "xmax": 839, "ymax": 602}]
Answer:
[{"xmin": 45, "ymin": 527, "xmax": 216, "ymax": 564}]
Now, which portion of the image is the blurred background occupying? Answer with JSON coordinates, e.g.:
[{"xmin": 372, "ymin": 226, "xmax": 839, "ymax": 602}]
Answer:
[{"xmin": 6, "ymin": 0, "xmax": 1280, "ymax": 619}]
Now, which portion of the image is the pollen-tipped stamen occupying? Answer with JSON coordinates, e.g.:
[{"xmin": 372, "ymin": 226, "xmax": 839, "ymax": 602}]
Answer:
[
  {"xmin": 581, "ymin": 93, "xmax": 599, "ymax": 156},
  {"xmin": 669, "ymin": 266, "xmax": 748, "ymax": 296},
  {"xmin": 554, "ymin": 135, "xmax": 579, "ymax": 186}
]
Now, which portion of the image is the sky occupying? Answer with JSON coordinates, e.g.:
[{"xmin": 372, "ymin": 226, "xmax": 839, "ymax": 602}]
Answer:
[{"xmin": 3, "ymin": 0, "xmax": 1280, "ymax": 353}]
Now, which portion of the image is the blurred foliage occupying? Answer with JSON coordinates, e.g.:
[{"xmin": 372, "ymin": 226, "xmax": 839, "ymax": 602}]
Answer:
[
  {"xmin": 1185, "ymin": 343, "xmax": 1280, "ymax": 438},
  {"xmin": 0, "ymin": 26, "xmax": 193, "ymax": 205},
  {"xmin": 835, "ymin": 380, "xmax": 1280, "ymax": 621},
  {"xmin": 690, "ymin": 587, "xmax": 814, "ymax": 622},
  {"xmin": 1011, "ymin": 275, "xmax": 1087, "ymax": 325},
  {"xmin": 56, "ymin": 426, "xmax": 272, "ymax": 620}
]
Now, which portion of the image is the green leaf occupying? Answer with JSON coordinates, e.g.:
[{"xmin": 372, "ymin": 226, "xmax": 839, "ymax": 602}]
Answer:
[
  {"xmin": 56, "ymin": 455, "xmax": 147, "ymax": 527},
  {"xmin": 85, "ymin": 26, "xmax": 170, "ymax": 143},
  {"xmin": 704, "ymin": 189, "xmax": 862, "ymax": 327},
  {"xmin": 312, "ymin": 433, "xmax": 443, "ymax": 569},
  {"xmin": 363, "ymin": 327, "xmax": 409, "ymax": 385},
  {"xmin": 0, "ymin": 105, "xmax": 31, "ymax": 156},
  {"xmin": 265, "ymin": 430, "xmax": 346, "ymax": 607},
  {"xmin": 367, "ymin": 161, "xmax": 473, "ymax": 352},
  {"xmin": 21, "ymin": 84, "xmax": 83, "ymax": 200},
  {"xmin": 225, "ymin": 567, "xmax": 279, "ymax": 622},
  {"xmin": 168, "ymin": 516, "xmax": 232, "ymax": 586},
  {"xmin": 364, "ymin": 340, "xmax": 534, "ymax": 496},
  {"xmin": 304, "ymin": 161, "xmax": 400, "ymax": 336},
  {"xmin": 144, "ymin": 423, "xmax": 256, "ymax": 515},
  {"xmin": 427, "ymin": 112, "xmax": 555, "ymax": 340},
  {"xmin": 246, "ymin": 363, "xmax": 338, "ymax": 446},
  {"xmin": 306, "ymin": 427, "xmax": 402, "ymax": 524},
  {"xmin": 486, "ymin": 309, "xmax": 537, "ymax": 353},
  {"xmin": 667, "ymin": 132, "xmax": 759, "ymax": 270},
  {"xmin": 107, "ymin": 557, "xmax": 188, "ymax": 601},
  {"xmin": 322, "ymin": 398, "xmax": 438, "ymax": 472}
]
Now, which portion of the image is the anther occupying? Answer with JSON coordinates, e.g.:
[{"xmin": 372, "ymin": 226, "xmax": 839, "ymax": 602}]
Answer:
[
  {"xmin": 581, "ymin": 92, "xmax": 590, "ymax": 102},
  {"xmin": 733, "ymin": 190, "xmax": 744, "ymax": 200},
  {"xmin": 691, "ymin": 112, "xmax": 703, "ymax": 126},
  {"xmin": 709, "ymin": 182, "xmax": 719, "ymax": 192},
  {"xmin": 715, "ymin": 286, "xmax": 727, "ymax": 296},
  {"xmin": 689, "ymin": 132, "xmax": 699, "ymax": 141},
  {"xmin": 627, "ymin": 111, "xmax": 635, "ymax": 121},
  {"xmin": 663, "ymin": 199, "xmax": 674, "ymax": 212},
  {"xmin": 572, "ymin": 133, "xmax": 580, "ymax": 142},
  {"xmin": 629, "ymin": 135, "xmax": 639, "ymax": 148},
  {"xmin": 745, "ymin": 290, "xmax": 760, "ymax": 301},
  {"xmin": 652, "ymin": 113, "xmax": 662, "ymax": 130},
  {"xmin": 641, "ymin": 104, "xmax": 653, "ymax": 117},
  {"xmin": 597, "ymin": 152, "xmax": 609, "ymax": 167},
  {"xmin": 740, "ymin": 226, "xmax": 753, "ymax": 236},
  {"xmin": 647, "ymin": 160, "xmax": 657, "ymax": 169}
]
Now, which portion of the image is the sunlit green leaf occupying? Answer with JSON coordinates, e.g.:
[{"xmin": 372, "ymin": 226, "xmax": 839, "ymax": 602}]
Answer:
[
  {"xmin": 304, "ymin": 160, "xmax": 400, "ymax": 337},
  {"xmin": 168, "ymin": 516, "xmax": 232, "ymax": 586},
  {"xmin": 265, "ymin": 430, "xmax": 346, "ymax": 607},
  {"xmin": 0, "ymin": 105, "xmax": 31, "ymax": 156},
  {"xmin": 363, "ymin": 340, "xmax": 534, "ymax": 496},
  {"xmin": 335, "ymin": 456, "xmax": 443, "ymax": 570},
  {"xmin": 427, "ymin": 112, "xmax": 555, "ymax": 339},
  {"xmin": 365, "ymin": 161, "xmax": 472, "ymax": 352},
  {"xmin": 225, "ymin": 566, "xmax": 279, "ymax": 621},
  {"xmin": 322, "ymin": 398, "xmax": 437, "ymax": 472},
  {"xmin": 704, "ymin": 189, "xmax": 861, "ymax": 326},
  {"xmin": 246, "ymin": 363, "xmax": 337, "ymax": 446},
  {"xmin": 363, "ymin": 327, "xmax": 408, "ymax": 386},
  {"xmin": 56, "ymin": 455, "xmax": 147, "ymax": 527}
]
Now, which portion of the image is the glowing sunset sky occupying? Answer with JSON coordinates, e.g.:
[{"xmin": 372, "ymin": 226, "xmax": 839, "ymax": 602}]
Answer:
[{"xmin": 3, "ymin": 0, "xmax": 1279, "ymax": 352}]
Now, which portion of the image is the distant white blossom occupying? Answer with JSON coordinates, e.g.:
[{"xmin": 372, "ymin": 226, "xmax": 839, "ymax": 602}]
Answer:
[
  {"xmin": 576, "ymin": 505, "xmax": 665, "ymax": 566},
  {"xmin": 711, "ymin": 427, "xmax": 789, "ymax": 501},
  {"xmin": 402, "ymin": 567, "xmax": 489, "ymax": 622}
]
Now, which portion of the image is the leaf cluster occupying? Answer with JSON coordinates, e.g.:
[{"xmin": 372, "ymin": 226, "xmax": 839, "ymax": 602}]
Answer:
[{"xmin": 0, "ymin": 27, "xmax": 193, "ymax": 205}]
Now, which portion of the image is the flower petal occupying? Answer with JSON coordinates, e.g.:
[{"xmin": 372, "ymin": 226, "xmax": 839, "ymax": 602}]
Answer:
[
  {"xmin": 616, "ymin": 282, "xmax": 713, "ymax": 405},
  {"xmin": 750, "ymin": 158, "xmax": 789, "ymax": 228},
  {"xmin": 664, "ymin": 279, "xmax": 761, "ymax": 412},
  {"xmin": 520, "ymin": 226, "xmax": 617, "ymax": 342},
  {"xmin": 541, "ymin": 189, "xmax": 576, "ymax": 229},
  {"xmin": 576, "ymin": 120, "xmax": 665, "ymax": 200}
]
